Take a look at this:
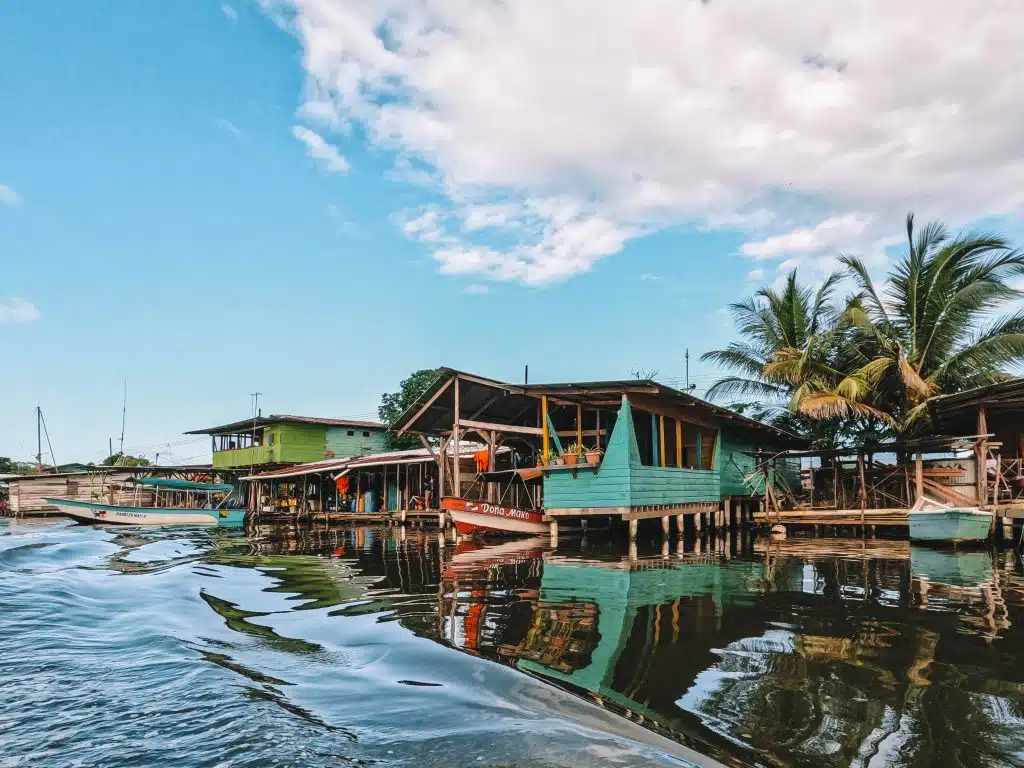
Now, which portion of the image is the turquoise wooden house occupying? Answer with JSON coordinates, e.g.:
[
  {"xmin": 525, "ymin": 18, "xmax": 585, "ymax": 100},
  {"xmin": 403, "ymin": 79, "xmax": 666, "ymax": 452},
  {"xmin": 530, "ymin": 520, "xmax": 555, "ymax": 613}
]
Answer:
[
  {"xmin": 187, "ymin": 415, "xmax": 387, "ymax": 470},
  {"xmin": 391, "ymin": 368, "xmax": 804, "ymax": 533}
]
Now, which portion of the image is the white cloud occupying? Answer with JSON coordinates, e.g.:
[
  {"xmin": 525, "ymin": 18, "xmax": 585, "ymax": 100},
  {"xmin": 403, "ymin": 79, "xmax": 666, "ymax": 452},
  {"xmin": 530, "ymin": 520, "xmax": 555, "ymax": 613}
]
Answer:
[
  {"xmin": 462, "ymin": 284, "xmax": 491, "ymax": 295},
  {"xmin": 221, "ymin": 4, "xmax": 238, "ymax": 21},
  {"xmin": 0, "ymin": 298, "xmax": 40, "ymax": 325},
  {"xmin": 0, "ymin": 184, "xmax": 22, "ymax": 207},
  {"xmin": 639, "ymin": 273, "xmax": 661, "ymax": 282},
  {"xmin": 215, "ymin": 118, "xmax": 244, "ymax": 138},
  {"xmin": 291, "ymin": 125, "xmax": 349, "ymax": 173},
  {"xmin": 267, "ymin": 1, "xmax": 1024, "ymax": 285},
  {"xmin": 747, "ymin": 268, "xmax": 766, "ymax": 282}
]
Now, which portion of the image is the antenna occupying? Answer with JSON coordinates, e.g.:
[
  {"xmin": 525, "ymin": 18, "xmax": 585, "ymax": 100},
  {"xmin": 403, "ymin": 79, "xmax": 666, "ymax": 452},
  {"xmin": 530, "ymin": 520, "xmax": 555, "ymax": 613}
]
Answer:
[
  {"xmin": 250, "ymin": 392, "xmax": 262, "ymax": 472},
  {"xmin": 119, "ymin": 379, "xmax": 127, "ymax": 456},
  {"xmin": 684, "ymin": 349, "xmax": 696, "ymax": 391}
]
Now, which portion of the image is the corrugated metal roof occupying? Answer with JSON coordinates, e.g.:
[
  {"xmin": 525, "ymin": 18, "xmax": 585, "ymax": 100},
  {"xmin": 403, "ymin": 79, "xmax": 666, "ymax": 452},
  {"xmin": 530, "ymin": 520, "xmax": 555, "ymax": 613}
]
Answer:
[
  {"xmin": 241, "ymin": 442, "xmax": 502, "ymax": 481},
  {"xmin": 185, "ymin": 414, "xmax": 387, "ymax": 435}
]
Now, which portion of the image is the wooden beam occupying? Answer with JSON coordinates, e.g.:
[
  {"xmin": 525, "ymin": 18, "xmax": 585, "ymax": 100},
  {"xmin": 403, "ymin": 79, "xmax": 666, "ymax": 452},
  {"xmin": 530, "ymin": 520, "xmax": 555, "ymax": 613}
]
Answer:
[
  {"xmin": 418, "ymin": 435, "xmax": 438, "ymax": 461},
  {"xmin": 458, "ymin": 418, "xmax": 543, "ymax": 436},
  {"xmin": 541, "ymin": 396, "xmax": 550, "ymax": 461},
  {"xmin": 659, "ymin": 415, "xmax": 666, "ymax": 467},
  {"xmin": 396, "ymin": 377, "xmax": 453, "ymax": 436},
  {"xmin": 675, "ymin": 420, "xmax": 683, "ymax": 469},
  {"xmin": 914, "ymin": 451, "xmax": 923, "ymax": 503},
  {"xmin": 453, "ymin": 377, "xmax": 461, "ymax": 498}
]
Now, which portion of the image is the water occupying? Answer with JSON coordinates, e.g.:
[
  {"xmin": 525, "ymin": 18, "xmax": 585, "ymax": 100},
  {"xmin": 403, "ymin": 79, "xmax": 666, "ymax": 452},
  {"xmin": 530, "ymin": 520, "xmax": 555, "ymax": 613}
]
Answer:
[{"xmin": 2, "ymin": 521, "xmax": 1023, "ymax": 768}]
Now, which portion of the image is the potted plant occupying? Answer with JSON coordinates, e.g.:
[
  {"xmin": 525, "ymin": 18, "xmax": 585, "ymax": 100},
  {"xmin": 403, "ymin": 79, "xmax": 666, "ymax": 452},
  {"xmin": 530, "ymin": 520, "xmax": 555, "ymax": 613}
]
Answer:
[
  {"xmin": 584, "ymin": 445, "xmax": 602, "ymax": 465},
  {"xmin": 564, "ymin": 443, "xmax": 581, "ymax": 466}
]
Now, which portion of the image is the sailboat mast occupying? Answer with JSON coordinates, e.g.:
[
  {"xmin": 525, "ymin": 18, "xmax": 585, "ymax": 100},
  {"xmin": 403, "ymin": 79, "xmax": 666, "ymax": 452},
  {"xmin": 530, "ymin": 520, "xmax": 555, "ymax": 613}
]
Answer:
[{"xmin": 36, "ymin": 406, "xmax": 42, "ymax": 469}]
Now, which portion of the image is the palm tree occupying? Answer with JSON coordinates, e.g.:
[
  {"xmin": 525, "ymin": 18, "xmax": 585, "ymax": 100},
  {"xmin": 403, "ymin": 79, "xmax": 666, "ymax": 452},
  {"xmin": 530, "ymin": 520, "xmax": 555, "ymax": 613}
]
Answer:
[
  {"xmin": 702, "ymin": 270, "xmax": 867, "ymax": 447},
  {"xmin": 835, "ymin": 213, "xmax": 1024, "ymax": 433}
]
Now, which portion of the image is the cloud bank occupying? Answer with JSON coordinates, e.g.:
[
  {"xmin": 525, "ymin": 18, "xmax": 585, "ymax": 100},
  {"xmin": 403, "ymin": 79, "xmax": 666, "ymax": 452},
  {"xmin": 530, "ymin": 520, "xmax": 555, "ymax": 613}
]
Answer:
[{"xmin": 268, "ymin": 0, "xmax": 1024, "ymax": 284}]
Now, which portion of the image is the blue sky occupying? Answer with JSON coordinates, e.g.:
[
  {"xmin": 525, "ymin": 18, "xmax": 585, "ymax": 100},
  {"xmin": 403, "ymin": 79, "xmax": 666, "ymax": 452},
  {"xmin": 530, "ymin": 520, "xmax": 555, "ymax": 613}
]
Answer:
[{"xmin": 3, "ymin": 1, "xmax": 1023, "ymax": 464}]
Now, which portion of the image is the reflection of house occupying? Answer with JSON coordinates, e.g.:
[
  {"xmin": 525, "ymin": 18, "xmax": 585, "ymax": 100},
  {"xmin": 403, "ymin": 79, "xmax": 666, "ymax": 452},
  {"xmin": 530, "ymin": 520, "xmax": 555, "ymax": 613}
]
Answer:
[
  {"xmin": 393, "ymin": 368, "xmax": 803, "ymax": 534},
  {"xmin": 186, "ymin": 415, "xmax": 387, "ymax": 470}
]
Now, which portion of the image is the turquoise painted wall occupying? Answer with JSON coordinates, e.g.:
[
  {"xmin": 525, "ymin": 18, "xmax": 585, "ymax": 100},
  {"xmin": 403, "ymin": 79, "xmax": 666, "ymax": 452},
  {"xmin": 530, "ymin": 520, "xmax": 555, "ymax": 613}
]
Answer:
[
  {"xmin": 325, "ymin": 427, "xmax": 387, "ymax": 458},
  {"xmin": 544, "ymin": 398, "xmax": 722, "ymax": 509}
]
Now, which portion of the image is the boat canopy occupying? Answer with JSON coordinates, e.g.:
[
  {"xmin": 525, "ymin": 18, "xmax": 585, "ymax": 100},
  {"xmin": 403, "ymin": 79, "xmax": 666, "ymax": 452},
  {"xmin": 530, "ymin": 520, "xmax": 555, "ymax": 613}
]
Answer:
[{"xmin": 133, "ymin": 477, "xmax": 234, "ymax": 493}]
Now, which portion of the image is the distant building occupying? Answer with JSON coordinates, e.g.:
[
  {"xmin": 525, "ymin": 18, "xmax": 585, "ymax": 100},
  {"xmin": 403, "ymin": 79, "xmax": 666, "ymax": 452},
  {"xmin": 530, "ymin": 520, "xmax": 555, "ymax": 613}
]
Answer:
[{"xmin": 186, "ymin": 415, "xmax": 388, "ymax": 469}]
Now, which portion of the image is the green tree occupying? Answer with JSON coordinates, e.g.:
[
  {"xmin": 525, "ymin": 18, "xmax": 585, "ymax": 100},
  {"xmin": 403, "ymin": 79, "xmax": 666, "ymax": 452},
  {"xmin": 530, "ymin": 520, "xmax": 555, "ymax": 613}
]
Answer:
[
  {"xmin": 378, "ymin": 368, "xmax": 442, "ymax": 449},
  {"xmin": 102, "ymin": 453, "xmax": 151, "ymax": 467},
  {"xmin": 0, "ymin": 457, "xmax": 21, "ymax": 474},
  {"xmin": 836, "ymin": 213, "xmax": 1024, "ymax": 433},
  {"xmin": 702, "ymin": 269, "xmax": 876, "ymax": 448},
  {"xmin": 704, "ymin": 213, "xmax": 1024, "ymax": 442}
]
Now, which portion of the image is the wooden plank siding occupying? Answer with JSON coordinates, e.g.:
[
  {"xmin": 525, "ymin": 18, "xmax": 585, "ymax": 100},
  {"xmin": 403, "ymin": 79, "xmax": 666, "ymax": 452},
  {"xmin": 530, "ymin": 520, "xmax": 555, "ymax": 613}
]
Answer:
[
  {"xmin": 325, "ymin": 426, "xmax": 387, "ymax": 459},
  {"xmin": 212, "ymin": 423, "xmax": 387, "ymax": 468},
  {"xmin": 544, "ymin": 397, "xmax": 722, "ymax": 510},
  {"xmin": 544, "ymin": 396, "xmax": 792, "ymax": 512}
]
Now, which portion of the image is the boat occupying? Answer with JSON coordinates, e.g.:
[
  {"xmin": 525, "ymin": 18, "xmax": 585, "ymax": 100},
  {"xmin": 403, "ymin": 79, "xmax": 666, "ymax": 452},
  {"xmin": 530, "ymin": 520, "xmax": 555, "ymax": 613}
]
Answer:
[
  {"xmin": 45, "ymin": 477, "xmax": 246, "ymax": 527},
  {"xmin": 441, "ymin": 468, "xmax": 548, "ymax": 536},
  {"xmin": 908, "ymin": 496, "xmax": 992, "ymax": 543}
]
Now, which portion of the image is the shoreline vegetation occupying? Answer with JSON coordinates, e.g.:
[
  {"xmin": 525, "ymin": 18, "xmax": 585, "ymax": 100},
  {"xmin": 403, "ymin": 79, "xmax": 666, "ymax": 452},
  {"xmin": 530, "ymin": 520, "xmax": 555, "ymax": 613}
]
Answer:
[{"xmin": 703, "ymin": 212, "xmax": 1024, "ymax": 449}]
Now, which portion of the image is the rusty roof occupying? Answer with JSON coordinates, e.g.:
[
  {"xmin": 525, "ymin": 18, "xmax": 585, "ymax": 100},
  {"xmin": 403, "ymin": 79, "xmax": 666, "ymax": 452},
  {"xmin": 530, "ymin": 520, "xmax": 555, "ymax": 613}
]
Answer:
[{"xmin": 186, "ymin": 414, "xmax": 386, "ymax": 435}]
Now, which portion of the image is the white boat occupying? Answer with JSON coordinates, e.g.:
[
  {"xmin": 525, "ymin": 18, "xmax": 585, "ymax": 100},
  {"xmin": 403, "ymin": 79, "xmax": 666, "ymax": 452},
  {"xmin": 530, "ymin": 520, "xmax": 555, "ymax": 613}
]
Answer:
[
  {"xmin": 908, "ymin": 496, "xmax": 992, "ymax": 544},
  {"xmin": 46, "ymin": 477, "xmax": 246, "ymax": 527}
]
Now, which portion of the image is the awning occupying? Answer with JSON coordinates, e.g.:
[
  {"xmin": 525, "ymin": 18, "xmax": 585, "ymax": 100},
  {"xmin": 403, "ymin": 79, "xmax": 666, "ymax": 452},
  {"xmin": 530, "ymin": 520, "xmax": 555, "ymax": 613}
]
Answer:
[{"xmin": 133, "ymin": 477, "xmax": 234, "ymax": 493}]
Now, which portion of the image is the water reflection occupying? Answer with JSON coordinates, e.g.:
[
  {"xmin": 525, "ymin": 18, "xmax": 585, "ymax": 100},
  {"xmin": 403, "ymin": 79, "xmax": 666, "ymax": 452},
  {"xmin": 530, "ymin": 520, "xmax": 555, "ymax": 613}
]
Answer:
[{"xmin": 5, "ymin": 518, "xmax": 1024, "ymax": 767}]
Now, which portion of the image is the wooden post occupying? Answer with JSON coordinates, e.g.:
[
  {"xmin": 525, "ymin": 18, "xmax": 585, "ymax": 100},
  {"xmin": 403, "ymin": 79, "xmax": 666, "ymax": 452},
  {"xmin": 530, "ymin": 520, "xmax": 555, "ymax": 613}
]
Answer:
[
  {"xmin": 915, "ymin": 451, "xmax": 924, "ymax": 504},
  {"xmin": 541, "ymin": 395, "xmax": 550, "ymax": 462},
  {"xmin": 550, "ymin": 519, "xmax": 559, "ymax": 547},
  {"xmin": 857, "ymin": 454, "xmax": 867, "ymax": 530},
  {"xmin": 453, "ymin": 377, "xmax": 461, "ymax": 499},
  {"xmin": 659, "ymin": 415, "xmax": 666, "ymax": 467},
  {"xmin": 595, "ymin": 410, "xmax": 601, "ymax": 450},
  {"xmin": 661, "ymin": 515, "xmax": 670, "ymax": 539},
  {"xmin": 651, "ymin": 413, "xmax": 659, "ymax": 465},
  {"xmin": 675, "ymin": 420, "xmax": 683, "ymax": 468},
  {"xmin": 676, "ymin": 513, "xmax": 685, "ymax": 536},
  {"xmin": 438, "ymin": 435, "xmax": 447, "ymax": 499},
  {"xmin": 977, "ymin": 406, "xmax": 988, "ymax": 505},
  {"xmin": 487, "ymin": 431, "xmax": 497, "ymax": 502},
  {"xmin": 693, "ymin": 511, "xmax": 703, "ymax": 533},
  {"xmin": 576, "ymin": 404, "xmax": 583, "ymax": 450},
  {"xmin": 628, "ymin": 518, "xmax": 638, "ymax": 540}
]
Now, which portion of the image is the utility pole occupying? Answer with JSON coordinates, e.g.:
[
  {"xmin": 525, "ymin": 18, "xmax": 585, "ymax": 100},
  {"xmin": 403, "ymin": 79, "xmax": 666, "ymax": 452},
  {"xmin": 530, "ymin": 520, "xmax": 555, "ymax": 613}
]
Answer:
[{"xmin": 685, "ymin": 349, "xmax": 691, "ymax": 389}]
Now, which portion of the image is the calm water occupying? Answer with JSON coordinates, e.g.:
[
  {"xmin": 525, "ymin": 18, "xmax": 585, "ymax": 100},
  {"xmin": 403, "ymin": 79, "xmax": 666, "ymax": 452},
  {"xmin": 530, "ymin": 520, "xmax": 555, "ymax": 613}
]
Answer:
[{"xmin": 2, "ymin": 521, "xmax": 1023, "ymax": 768}]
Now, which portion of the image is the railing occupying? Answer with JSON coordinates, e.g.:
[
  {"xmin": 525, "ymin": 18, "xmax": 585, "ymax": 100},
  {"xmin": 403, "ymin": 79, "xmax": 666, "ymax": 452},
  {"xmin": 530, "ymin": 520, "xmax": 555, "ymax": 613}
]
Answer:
[{"xmin": 213, "ymin": 445, "xmax": 272, "ymax": 468}]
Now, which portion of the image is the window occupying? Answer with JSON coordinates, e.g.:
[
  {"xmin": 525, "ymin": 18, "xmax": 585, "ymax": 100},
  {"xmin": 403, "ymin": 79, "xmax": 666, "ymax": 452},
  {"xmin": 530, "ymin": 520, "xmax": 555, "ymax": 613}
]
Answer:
[
  {"xmin": 268, "ymin": 433, "xmax": 275, "ymax": 446},
  {"xmin": 347, "ymin": 430, "xmax": 354, "ymax": 437},
  {"xmin": 363, "ymin": 431, "xmax": 371, "ymax": 437}
]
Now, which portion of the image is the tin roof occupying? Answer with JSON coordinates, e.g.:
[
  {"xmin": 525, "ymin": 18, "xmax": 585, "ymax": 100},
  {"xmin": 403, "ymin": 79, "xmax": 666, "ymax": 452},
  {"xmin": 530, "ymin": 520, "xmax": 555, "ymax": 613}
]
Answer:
[
  {"xmin": 186, "ymin": 414, "xmax": 386, "ymax": 435},
  {"xmin": 390, "ymin": 367, "xmax": 803, "ymax": 444}
]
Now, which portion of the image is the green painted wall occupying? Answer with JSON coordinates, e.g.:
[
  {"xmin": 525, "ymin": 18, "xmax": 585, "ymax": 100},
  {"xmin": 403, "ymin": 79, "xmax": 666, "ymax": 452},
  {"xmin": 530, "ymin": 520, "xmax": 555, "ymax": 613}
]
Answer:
[{"xmin": 325, "ymin": 427, "xmax": 387, "ymax": 458}]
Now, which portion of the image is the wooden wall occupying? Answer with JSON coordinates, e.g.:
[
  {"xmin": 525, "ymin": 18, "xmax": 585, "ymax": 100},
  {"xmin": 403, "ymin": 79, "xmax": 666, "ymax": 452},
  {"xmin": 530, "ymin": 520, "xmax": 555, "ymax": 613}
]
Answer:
[
  {"xmin": 8, "ymin": 472, "xmax": 151, "ymax": 516},
  {"xmin": 325, "ymin": 426, "xmax": 387, "ymax": 459}
]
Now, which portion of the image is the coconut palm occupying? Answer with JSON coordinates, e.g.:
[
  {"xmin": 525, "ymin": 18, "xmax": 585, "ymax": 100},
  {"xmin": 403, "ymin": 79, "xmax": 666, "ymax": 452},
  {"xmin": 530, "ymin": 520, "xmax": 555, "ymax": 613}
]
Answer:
[
  {"xmin": 832, "ymin": 213, "xmax": 1024, "ymax": 433},
  {"xmin": 702, "ymin": 270, "xmax": 872, "ymax": 447}
]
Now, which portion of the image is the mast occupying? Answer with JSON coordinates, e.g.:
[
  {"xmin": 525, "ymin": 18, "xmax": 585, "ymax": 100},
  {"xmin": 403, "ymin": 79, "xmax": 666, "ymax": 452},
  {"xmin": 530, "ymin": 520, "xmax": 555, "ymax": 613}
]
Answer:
[{"xmin": 36, "ymin": 406, "xmax": 42, "ymax": 470}]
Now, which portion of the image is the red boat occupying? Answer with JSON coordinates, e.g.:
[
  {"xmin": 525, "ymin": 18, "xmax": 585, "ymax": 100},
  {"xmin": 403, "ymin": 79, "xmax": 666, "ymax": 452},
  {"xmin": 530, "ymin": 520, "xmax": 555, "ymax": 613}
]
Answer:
[
  {"xmin": 442, "ymin": 496, "xmax": 548, "ymax": 536},
  {"xmin": 441, "ymin": 469, "xmax": 547, "ymax": 536}
]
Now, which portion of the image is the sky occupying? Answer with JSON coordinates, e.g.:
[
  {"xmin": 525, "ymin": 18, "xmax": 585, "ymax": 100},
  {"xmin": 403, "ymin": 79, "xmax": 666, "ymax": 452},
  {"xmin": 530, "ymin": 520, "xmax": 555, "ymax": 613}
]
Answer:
[{"xmin": 3, "ymin": 1, "xmax": 1024, "ymax": 465}]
